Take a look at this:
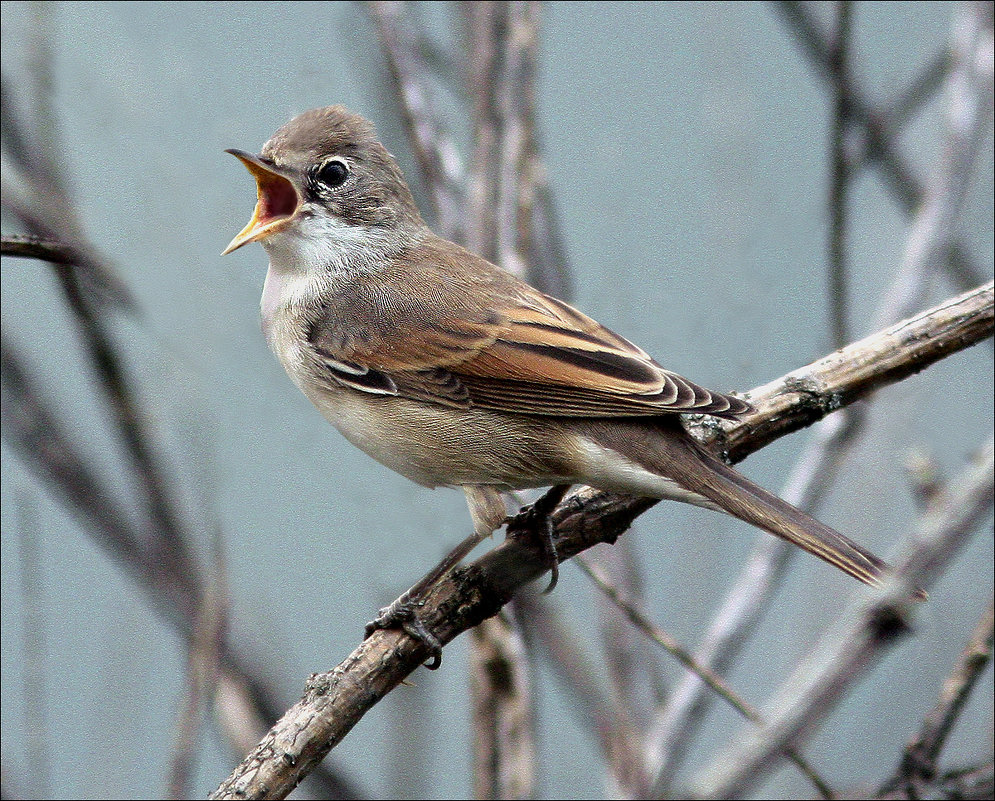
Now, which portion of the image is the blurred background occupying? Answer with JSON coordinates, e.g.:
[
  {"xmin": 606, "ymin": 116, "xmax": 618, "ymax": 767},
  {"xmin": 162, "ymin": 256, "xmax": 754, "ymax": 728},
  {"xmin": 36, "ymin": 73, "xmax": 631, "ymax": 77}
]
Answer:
[{"xmin": 1, "ymin": 2, "xmax": 992, "ymax": 799}]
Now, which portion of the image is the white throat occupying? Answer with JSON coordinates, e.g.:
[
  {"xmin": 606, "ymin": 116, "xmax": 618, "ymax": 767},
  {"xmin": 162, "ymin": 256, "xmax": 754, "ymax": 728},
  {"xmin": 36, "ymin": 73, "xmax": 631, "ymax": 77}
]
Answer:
[{"xmin": 262, "ymin": 211, "xmax": 396, "ymax": 276}]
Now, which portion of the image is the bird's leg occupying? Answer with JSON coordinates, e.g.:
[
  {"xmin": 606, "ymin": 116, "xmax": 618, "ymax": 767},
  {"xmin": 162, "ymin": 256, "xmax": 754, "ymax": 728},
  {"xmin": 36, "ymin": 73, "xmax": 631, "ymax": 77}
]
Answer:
[
  {"xmin": 505, "ymin": 483, "xmax": 572, "ymax": 593},
  {"xmin": 364, "ymin": 485, "xmax": 507, "ymax": 669}
]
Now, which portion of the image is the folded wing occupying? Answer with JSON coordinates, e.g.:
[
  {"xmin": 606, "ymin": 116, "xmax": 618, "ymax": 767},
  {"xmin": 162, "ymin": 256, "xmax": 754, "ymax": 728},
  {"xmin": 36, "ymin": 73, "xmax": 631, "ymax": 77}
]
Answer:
[{"xmin": 308, "ymin": 237, "xmax": 751, "ymax": 419}]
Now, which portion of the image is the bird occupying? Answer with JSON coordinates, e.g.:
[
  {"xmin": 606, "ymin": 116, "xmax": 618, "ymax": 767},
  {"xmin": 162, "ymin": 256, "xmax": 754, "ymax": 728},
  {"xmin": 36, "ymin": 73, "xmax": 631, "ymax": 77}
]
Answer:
[{"xmin": 222, "ymin": 105, "xmax": 889, "ymax": 620}]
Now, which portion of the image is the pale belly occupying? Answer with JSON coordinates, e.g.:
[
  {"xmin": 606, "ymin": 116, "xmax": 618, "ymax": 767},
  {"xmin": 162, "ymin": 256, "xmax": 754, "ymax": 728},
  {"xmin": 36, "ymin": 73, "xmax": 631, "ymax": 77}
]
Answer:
[
  {"xmin": 299, "ymin": 381, "xmax": 577, "ymax": 490},
  {"xmin": 296, "ymin": 377, "xmax": 718, "ymax": 515}
]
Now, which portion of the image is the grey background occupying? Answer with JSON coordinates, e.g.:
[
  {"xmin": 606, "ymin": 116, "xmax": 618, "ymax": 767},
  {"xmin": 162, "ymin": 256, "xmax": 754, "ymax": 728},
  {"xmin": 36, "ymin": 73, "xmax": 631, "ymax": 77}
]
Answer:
[{"xmin": 1, "ymin": 2, "xmax": 992, "ymax": 799}]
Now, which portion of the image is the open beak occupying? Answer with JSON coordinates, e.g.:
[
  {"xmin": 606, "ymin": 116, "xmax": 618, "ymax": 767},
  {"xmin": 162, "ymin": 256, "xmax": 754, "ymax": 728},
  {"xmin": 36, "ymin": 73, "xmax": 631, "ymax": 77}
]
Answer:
[{"xmin": 222, "ymin": 149, "xmax": 301, "ymax": 255}]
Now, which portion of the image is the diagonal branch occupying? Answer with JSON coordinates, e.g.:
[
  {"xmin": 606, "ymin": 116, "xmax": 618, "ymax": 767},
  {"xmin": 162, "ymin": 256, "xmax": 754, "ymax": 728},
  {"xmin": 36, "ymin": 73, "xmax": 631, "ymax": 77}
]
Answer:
[
  {"xmin": 211, "ymin": 280, "xmax": 994, "ymax": 800},
  {"xmin": 1, "ymin": 233, "xmax": 81, "ymax": 264},
  {"xmin": 646, "ymin": 5, "xmax": 994, "ymax": 786},
  {"xmin": 577, "ymin": 554, "xmax": 835, "ymax": 800},
  {"xmin": 0, "ymin": 332, "xmax": 361, "ymax": 799},
  {"xmin": 774, "ymin": 1, "xmax": 992, "ymax": 293}
]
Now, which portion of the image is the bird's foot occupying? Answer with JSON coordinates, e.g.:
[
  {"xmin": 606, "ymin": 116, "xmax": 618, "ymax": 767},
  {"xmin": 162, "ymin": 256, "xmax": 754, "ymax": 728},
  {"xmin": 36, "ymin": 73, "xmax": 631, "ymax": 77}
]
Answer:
[
  {"xmin": 505, "ymin": 484, "xmax": 571, "ymax": 593},
  {"xmin": 365, "ymin": 594, "xmax": 443, "ymax": 670}
]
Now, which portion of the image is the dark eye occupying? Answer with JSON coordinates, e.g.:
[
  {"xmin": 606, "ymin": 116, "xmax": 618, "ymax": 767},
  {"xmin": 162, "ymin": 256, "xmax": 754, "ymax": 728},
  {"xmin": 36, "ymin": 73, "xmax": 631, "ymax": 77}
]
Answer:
[{"xmin": 316, "ymin": 159, "xmax": 349, "ymax": 188}]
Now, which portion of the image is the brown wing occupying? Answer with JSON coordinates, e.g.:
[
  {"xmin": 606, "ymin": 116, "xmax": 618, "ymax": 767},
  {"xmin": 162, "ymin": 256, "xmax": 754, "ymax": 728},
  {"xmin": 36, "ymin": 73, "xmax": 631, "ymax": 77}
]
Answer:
[{"xmin": 307, "ymin": 235, "xmax": 751, "ymax": 419}]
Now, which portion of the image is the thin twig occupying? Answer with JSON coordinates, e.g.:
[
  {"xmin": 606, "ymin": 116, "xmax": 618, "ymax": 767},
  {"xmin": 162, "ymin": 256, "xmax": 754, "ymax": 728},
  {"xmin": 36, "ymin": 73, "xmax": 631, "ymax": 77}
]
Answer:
[
  {"xmin": 1, "ymin": 66, "xmax": 360, "ymax": 799},
  {"xmin": 648, "ymin": 7, "xmax": 993, "ymax": 784},
  {"xmin": 775, "ymin": 1, "xmax": 991, "ymax": 293},
  {"xmin": 462, "ymin": 5, "xmax": 540, "ymax": 794},
  {"xmin": 874, "ymin": 0, "xmax": 994, "ymax": 332},
  {"xmin": 1, "ymin": 333, "xmax": 360, "ymax": 799},
  {"xmin": 0, "ymin": 335, "xmax": 195, "ymax": 617},
  {"xmin": 878, "ymin": 49, "xmax": 952, "ymax": 142},
  {"xmin": 577, "ymin": 555, "xmax": 835, "ymax": 800},
  {"xmin": 588, "ymin": 541, "xmax": 666, "ymax": 732},
  {"xmin": 892, "ymin": 599, "xmax": 994, "ymax": 796},
  {"xmin": 367, "ymin": 1, "xmax": 466, "ymax": 241},
  {"xmin": 26, "ymin": 2, "xmax": 59, "ymax": 180},
  {"xmin": 515, "ymin": 586, "xmax": 648, "ymax": 798},
  {"xmin": 166, "ymin": 524, "xmax": 229, "ymax": 799},
  {"xmin": 0, "ymin": 233, "xmax": 79, "ymax": 264},
  {"xmin": 463, "ymin": 0, "xmax": 503, "ymax": 263},
  {"xmin": 931, "ymin": 759, "xmax": 995, "ymax": 800},
  {"xmin": 717, "ymin": 281, "xmax": 993, "ymax": 462},
  {"xmin": 828, "ymin": 0, "xmax": 852, "ymax": 350},
  {"xmin": 469, "ymin": 614, "xmax": 537, "ymax": 800},
  {"xmin": 370, "ymin": 5, "xmax": 569, "ymax": 794},
  {"xmin": 3, "ymin": 73, "xmax": 196, "ymax": 581},
  {"xmin": 1, "ymin": 72, "xmax": 134, "ymax": 310}
]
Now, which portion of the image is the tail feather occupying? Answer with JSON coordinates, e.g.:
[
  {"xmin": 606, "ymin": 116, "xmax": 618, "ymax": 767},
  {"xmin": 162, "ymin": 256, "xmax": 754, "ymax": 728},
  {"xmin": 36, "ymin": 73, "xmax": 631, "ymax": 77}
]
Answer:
[
  {"xmin": 685, "ymin": 444, "xmax": 887, "ymax": 588},
  {"xmin": 584, "ymin": 418, "xmax": 889, "ymax": 590}
]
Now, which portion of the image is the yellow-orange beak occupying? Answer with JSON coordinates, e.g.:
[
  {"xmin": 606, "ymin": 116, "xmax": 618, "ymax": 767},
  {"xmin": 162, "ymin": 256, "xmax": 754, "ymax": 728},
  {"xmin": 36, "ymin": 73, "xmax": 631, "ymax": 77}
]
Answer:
[{"xmin": 222, "ymin": 149, "xmax": 301, "ymax": 255}]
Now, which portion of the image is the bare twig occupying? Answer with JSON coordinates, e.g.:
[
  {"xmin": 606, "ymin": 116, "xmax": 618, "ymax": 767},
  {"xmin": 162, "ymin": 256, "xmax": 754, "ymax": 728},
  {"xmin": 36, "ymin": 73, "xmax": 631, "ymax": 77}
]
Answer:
[
  {"xmin": 370, "ymin": 5, "xmax": 566, "ymax": 793},
  {"xmin": 588, "ymin": 541, "xmax": 666, "ymax": 733},
  {"xmin": 879, "ymin": 49, "xmax": 952, "ymax": 140},
  {"xmin": 828, "ymin": 1, "xmax": 853, "ymax": 350},
  {"xmin": 718, "ymin": 281, "xmax": 992, "ymax": 462},
  {"xmin": 458, "ymin": 4, "xmax": 544, "ymax": 791},
  {"xmin": 0, "ymin": 335, "xmax": 196, "ymax": 619},
  {"xmin": 891, "ymin": 599, "xmax": 994, "ymax": 796},
  {"xmin": 3, "ymin": 64, "xmax": 194, "ymax": 577},
  {"xmin": 647, "ymin": 6, "xmax": 993, "ymax": 784},
  {"xmin": 515, "ymin": 585, "xmax": 648, "ymax": 798},
  {"xmin": 930, "ymin": 760, "xmax": 995, "ymax": 800},
  {"xmin": 875, "ymin": 0, "xmax": 994, "ymax": 331},
  {"xmin": 1, "ymin": 233, "xmax": 81, "ymax": 264},
  {"xmin": 26, "ymin": 2, "xmax": 59, "ymax": 175},
  {"xmin": 1, "ymin": 56, "xmax": 360, "ymax": 799},
  {"xmin": 56, "ymin": 266, "xmax": 201, "ymax": 575},
  {"xmin": 0, "ymin": 75, "xmax": 133, "ymax": 310},
  {"xmin": 167, "ymin": 525, "xmax": 229, "ymax": 799},
  {"xmin": 577, "ymin": 555, "xmax": 835, "ymax": 800},
  {"xmin": 878, "ymin": 758, "xmax": 995, "ymax": 799},
  {"xmin": 1, "ymin": 333, "xmax": 360, "ymax": 799},
  {"xmin": 463, "ymin": 0, "xmax": 504, "ymax": 265},
  {"xmin": 775, "ymin": 1, "xmax": 991, "ymax": 294},
  {"xmin": 367, "ymin": 1, "xmax": 466, "ymax": 241},
  {"xmin": 493, "ymin": 1, "xmax": 534, "ymax": 281}
]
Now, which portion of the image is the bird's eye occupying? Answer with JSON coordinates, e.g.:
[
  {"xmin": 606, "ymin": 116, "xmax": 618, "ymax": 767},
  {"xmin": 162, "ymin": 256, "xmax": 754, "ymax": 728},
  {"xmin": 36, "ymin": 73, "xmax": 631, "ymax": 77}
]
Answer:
[{"xmin": 316, "ymin": 159, "xmax": 349, "ymax": 188}]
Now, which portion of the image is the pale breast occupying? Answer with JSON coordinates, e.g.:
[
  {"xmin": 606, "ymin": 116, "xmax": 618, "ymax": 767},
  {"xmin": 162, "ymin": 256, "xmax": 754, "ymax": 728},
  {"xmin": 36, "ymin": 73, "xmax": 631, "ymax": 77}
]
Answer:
[{"xmin": 260, "ymin": 265, "xmax": 324, "ymax": 388}]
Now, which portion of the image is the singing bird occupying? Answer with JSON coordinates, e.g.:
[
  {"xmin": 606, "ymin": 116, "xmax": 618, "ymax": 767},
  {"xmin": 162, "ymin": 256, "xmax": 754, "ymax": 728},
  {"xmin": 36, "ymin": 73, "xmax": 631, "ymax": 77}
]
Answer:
[{"xmin": 223, "ymin": 106, "xmax": 888, "ymax": 613}]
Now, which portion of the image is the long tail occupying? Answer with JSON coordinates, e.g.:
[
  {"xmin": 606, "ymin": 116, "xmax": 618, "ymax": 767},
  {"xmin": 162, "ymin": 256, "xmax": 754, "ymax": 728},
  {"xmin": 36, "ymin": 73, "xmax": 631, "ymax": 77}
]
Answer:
[
  {"xmin": 586, "ymin": 418, "xmax": 888, "ymax": 589},
  {"xmin": 679, "ymin": 437, "xmax": 886, "ymax": 587}
]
